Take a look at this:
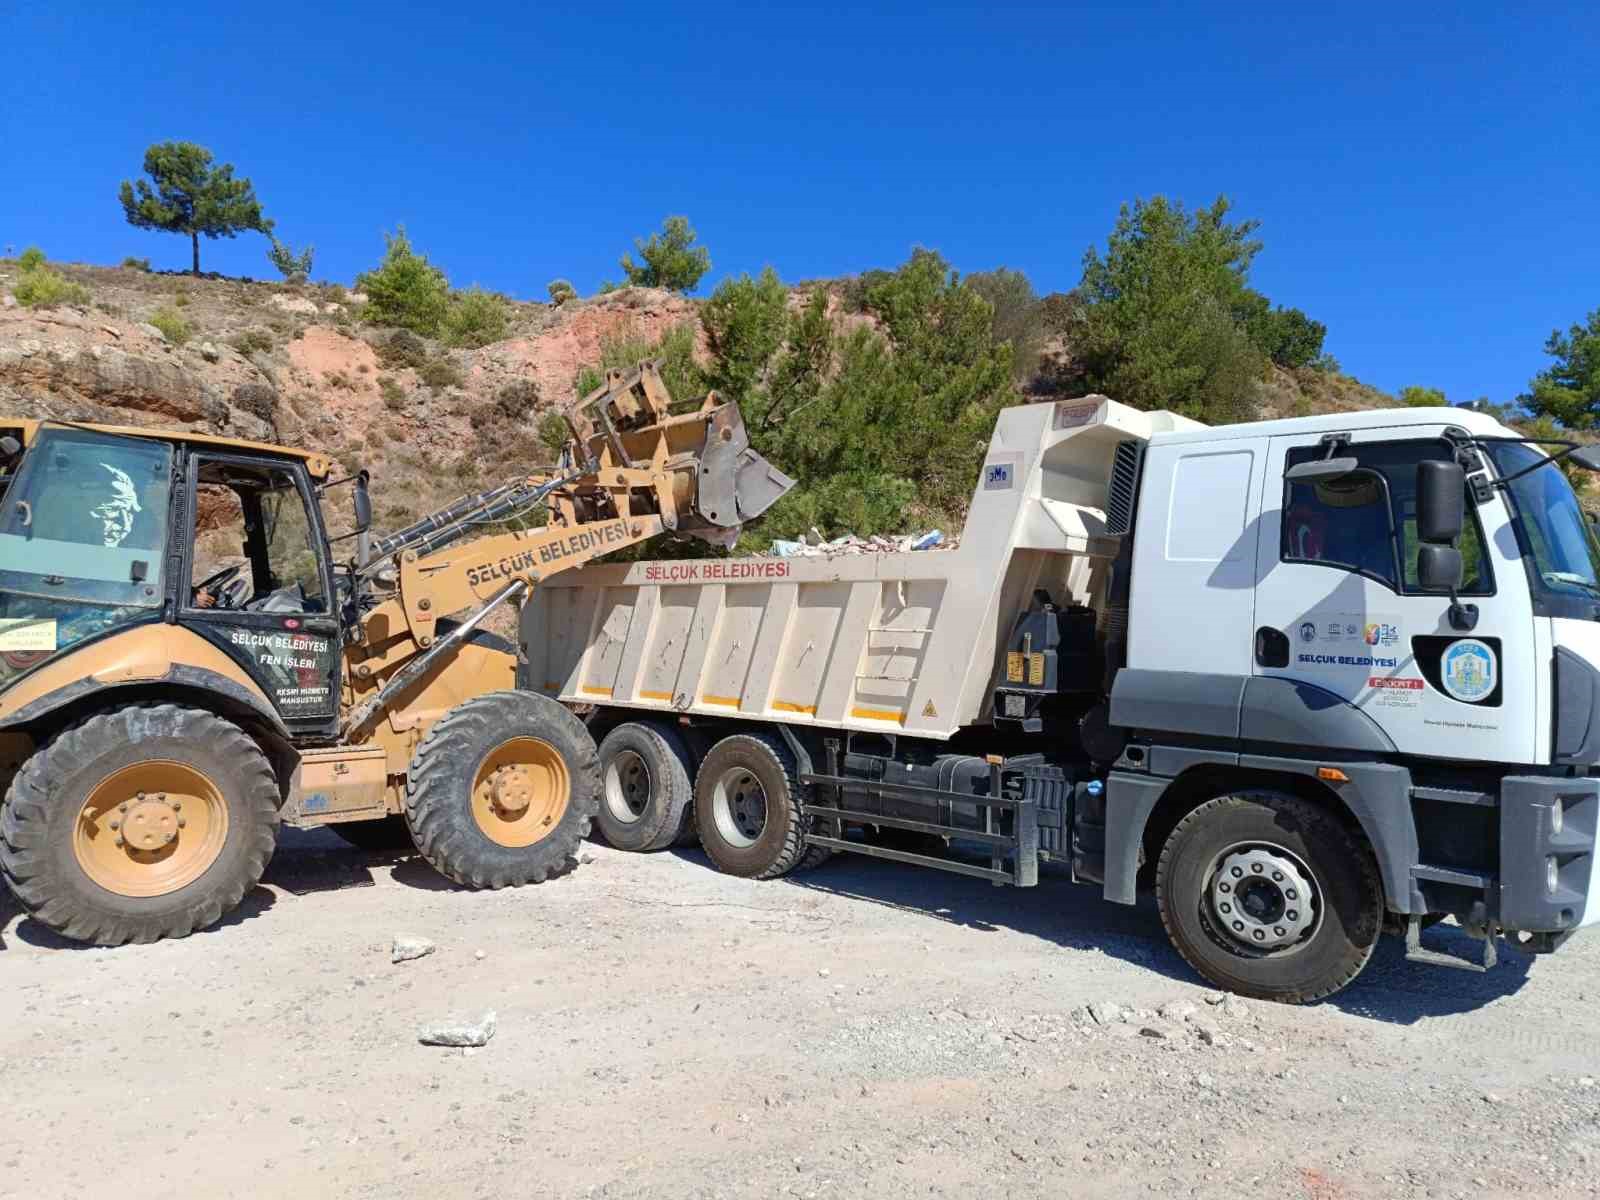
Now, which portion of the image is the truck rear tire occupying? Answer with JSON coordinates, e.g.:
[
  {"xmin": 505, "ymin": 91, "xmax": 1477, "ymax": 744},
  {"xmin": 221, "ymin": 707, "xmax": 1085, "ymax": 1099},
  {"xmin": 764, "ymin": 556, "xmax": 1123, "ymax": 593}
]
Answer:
[
  {"xmin": 1155, "ymin": 790, "xmax": 1382, "ymax": 1004},
  {"xmin": 0, "ymin": 704, "xmax": 280, "ymax": 946},
  {"xmin": 595, "ymin": 722, "xmax": 696, "ymax": 852},
  {"xmin": 405, "ymin": 690, "xmax": 599, "ymax": 888},
  {"xmin": 694, "ymin": 733, "xmax": 810, "ymax": 879}
]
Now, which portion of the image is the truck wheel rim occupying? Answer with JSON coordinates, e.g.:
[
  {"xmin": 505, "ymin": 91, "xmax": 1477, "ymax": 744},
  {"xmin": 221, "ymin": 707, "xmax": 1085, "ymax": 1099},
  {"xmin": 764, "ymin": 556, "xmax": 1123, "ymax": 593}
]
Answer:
[
  {"xmin": 603, "ymin": 750, "xmax": 651, "ymax": 825},
  {"xmin": 710, "ymin": 768, "xmax": 767, "ymax": 848},
  {"xmin": 73, "ymin": 762, "xmax": 229, "ymax": 898},
  {"xmin": 472, "ymin": 737, "xmax": 570, "ymax": 848},
  {"xmin": 1204, "ymin": 841, "xmax": 1321, "ymax": 954}
]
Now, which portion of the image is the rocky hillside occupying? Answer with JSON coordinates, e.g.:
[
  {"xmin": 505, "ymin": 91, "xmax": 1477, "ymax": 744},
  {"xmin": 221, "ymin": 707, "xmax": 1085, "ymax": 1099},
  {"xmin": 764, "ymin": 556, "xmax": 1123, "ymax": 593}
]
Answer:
[
  {"xmin": 0, "ymin": 259, "xmax": 1399, "ymax": 541},
  {"xmin": 0, "ymin": 260, "xmax": 704, "ymax": 535}
]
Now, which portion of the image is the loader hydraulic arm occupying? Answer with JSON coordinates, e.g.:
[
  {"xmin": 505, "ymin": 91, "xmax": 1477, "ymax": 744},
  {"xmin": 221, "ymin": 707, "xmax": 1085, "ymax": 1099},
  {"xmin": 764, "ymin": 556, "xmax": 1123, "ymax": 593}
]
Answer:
[{"xmin": 342, "ymin": 361, "xmax": 793, "ymax": 736}]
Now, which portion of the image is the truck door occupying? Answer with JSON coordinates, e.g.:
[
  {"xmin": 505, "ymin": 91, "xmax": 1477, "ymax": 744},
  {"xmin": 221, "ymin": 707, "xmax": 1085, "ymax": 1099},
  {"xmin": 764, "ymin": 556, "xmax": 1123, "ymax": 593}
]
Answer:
[
  {"xmin": 178, "ymin": 452, "xmax": 342, "ymax": 735},
  {"xmin": 1251, "ymin": 428, "xmax": 1537, "ymax": 765}
]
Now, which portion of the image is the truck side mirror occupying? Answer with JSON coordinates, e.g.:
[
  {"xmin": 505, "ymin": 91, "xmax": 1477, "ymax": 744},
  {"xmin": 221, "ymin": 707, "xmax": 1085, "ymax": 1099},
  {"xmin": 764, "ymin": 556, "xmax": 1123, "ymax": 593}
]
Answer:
[
  {"xmin": 1416, "ymin": 543, "xmax": 1463, "ymax": 593},
  {"xmin": 353, "ymin": 471, "xmax": 372, "ymax": 533},
  {"xmin": 1416, "ymin": 460, "xmax": 1464, "ymax": 544}
]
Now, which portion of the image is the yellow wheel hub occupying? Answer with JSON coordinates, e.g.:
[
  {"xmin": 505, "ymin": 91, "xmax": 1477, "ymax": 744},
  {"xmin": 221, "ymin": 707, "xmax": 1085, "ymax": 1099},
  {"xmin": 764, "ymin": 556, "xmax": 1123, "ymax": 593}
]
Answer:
[
  {"xmin": 73, "ymin": 762, "xmax": 229, "ymax": 898},
  {"xmin": 471, "ymin": 737, "xmax": 570, "ymax": 848}
]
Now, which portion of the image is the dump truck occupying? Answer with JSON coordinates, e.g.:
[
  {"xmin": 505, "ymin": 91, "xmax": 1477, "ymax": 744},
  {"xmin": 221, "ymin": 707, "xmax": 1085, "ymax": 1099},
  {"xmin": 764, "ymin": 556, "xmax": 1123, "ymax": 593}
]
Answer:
[
  {"xmin": 0, "ymin": 363, "xmax": 792, "ymax": 945},
  {"xmin": 526, "ymin": 395, "xmax": 1600, "ymax": 1002}
]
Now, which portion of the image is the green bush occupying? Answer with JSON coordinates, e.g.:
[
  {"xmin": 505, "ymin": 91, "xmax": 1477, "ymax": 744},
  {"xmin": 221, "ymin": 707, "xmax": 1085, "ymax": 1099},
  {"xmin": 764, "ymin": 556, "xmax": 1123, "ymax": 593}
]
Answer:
[
  {"xmin": 356, "ymin": 227, "xmax": 450, "ymax": 335},
  {"xmin": 17, "ymin": 246, "xmax": 46, "ymax": 272},
  {"xmin": 375, "ymin": 329, "xmax": 431, "ymax": 370},
  {"xmin": 1523, "ymin": 308, "xmax": 1600, "ymax": 429},
  {"xmin": 547, "ymin": 279, "xmax": 577, "ymax": 306},
  {"xmin": 441, "ymin": 286, "xmax": 511, "ymax": 348},
  {"xmin": 619, "ymin": 215, "xmax": 711, "ymax": 293},
  {"xmin": 121, "ymin": 255, "xmax": 151, "ymax": 272},
  {"xmin": 417, "ymin": 357, "xmax": 463, "ymax": 390},
  {"xmin": 266, "ymin": 236, "xmax": 314, "ymax": 283},
  {"xmin": 232, "ymin": 328, "xmax": 274, "ymax": 355},
  {"xmin": 148, "ymin": 306, "xmax": 192, "ymax": 345},
  {"xmin": 1068, "ymin": 195, "xmax": 1266, "ymax": 423},
  {"xmin": 13, "ymin": 267, "xmax": 90, "ymax": 309},
  {"xmin": 966, "ymin": 268, "xmax": 1047, "ymax": 384},
  {"xmin": 538, "ymin": 412, "xmax": 570, "ymax": 456},
  {"xmin": 380, "ymin": 377, "xmax": 407, "ymax": 411},
  {"xmin": 1399, "ymin": 385, "xmax": 1448, "ymax": 407},
  {"xmin": 493, "ymin": 379, "xmax": 540, "ymax": 421},
  {"xmin": 702, "ymin": 268, "xmax": 788, "ymax": 406}
]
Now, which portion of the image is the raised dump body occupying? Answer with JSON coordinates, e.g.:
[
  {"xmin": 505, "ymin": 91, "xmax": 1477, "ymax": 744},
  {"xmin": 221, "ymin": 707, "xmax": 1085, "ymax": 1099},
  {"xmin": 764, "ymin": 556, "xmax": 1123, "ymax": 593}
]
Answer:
[{"xmin": 522, "ymin": 397, "xmax": 1200, "ymax": 736}]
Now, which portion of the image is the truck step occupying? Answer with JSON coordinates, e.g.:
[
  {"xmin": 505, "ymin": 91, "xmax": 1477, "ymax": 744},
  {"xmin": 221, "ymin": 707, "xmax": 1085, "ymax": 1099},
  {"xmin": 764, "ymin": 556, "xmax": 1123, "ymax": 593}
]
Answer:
[{"xmin": 1404, "ymin": 914, "xmax": 1497, "ymax": 972}]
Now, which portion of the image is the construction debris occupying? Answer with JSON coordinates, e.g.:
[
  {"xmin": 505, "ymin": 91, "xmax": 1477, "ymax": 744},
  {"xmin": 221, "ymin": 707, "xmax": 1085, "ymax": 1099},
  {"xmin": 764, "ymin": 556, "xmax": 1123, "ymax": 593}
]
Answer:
[
  {"xmin": 767, "ymin": 528, "xmax": 951, "ymax": 558},
  {"xmin": 391, "ymin": 935, "xmax": 436, "ymax": 964},
  {"xmin": 418, "ymin": 1011, "xmax": 497, "ymax": 1048}
]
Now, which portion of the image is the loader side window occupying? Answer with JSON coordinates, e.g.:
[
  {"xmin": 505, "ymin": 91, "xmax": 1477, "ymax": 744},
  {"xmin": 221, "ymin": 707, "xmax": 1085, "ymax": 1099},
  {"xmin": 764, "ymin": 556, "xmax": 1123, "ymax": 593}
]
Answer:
[
  {"xmin": 1282, "ymin": 440, "xmax": 1490, "ymax": 595},
  {"xmin": 188, "ymin": 458, "xmax": 327, "ymax": 614}
]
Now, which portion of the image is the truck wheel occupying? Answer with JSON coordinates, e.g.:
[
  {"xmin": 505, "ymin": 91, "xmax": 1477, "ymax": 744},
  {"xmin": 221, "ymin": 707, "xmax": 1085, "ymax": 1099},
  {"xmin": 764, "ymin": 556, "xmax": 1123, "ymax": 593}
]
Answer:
[
  {"xmin": 0, "ymin": 705, "xmax": 279, "ymax": 946},
  {"xmin": 694, "ymin": 733, "xmax": 809, "ymax": 879},
  {"xmin": 595, "ymin": 722, "xmax": 696, "ymax": 852},
  {"xmin": 1155, "ymin": 791, "xmax": 1382, "ymax": 1004},
  {"xmin": 405, "ymin": 690, "xmax": 599, "ymax": 888},
  {"xmin": 328, "ymin": 815, "xmax": 414, "ymax": 853}
]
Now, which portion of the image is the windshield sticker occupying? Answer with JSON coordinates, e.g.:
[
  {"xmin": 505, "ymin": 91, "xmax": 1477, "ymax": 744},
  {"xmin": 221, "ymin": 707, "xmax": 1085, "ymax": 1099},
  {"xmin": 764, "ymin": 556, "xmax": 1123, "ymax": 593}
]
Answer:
[
  {"xmin": 89, "ymin": 463, "xmax": 142, "ymax": 547},
  {"xmin": 1292, "ymin": 611, "xmax": 1402, "ymax": 671},
  {"xmin": 1440, "ymin": 638, "xmax": 1496, "ymax": 703},
  {"xmin": 0, "ymin": 618, "xmax": 56, "ymax": 653}
]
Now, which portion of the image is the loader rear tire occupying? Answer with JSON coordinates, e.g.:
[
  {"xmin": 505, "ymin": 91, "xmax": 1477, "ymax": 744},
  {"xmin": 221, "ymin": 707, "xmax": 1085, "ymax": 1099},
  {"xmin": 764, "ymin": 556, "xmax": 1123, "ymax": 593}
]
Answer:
[
  {"xmin": 595, "ymin": 722, "xmax": 696, "ymax": 852},
  {"xmin": 0, "ymin": 705, "xmax": 279, "ymax": 946},
  {"xmin": 694, "ymin": 733, "xmax": 809, "ymax": 880},
  {"xmin": 328, "ymin": 815, "xmax": 414, "ymax": 853},
  {"xmin": 404, "ymin": 690, "xmax": 598, "ymax": 888}
]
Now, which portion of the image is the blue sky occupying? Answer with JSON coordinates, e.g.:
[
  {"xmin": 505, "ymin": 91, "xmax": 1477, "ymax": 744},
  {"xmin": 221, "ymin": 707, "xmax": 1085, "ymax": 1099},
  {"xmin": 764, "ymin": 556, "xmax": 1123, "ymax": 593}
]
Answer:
[{"xmin": 3, "ymin": 3, "xmax": 1595, "ymax": 405}]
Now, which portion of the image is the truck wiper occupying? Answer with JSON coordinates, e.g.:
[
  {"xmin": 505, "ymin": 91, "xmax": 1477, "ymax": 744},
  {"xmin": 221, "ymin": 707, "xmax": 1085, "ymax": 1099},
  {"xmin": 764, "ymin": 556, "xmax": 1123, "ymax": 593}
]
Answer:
[{"xmin": 1542, "ymin": 571, "xmax": 1600, "ymax": 594}]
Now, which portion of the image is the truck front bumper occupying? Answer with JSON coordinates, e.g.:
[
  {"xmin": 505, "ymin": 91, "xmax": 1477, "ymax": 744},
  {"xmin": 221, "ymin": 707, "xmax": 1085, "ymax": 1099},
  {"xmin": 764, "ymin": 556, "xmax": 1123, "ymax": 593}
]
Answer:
[{"xmin": 1499, "ymin": 775, "xmax": 1599, "ymax": 944}]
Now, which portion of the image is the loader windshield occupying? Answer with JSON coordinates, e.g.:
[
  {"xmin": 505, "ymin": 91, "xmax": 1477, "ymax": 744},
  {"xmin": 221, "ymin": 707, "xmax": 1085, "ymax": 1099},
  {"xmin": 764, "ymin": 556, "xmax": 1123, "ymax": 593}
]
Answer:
[{"xmin": 0, "ymin": 428, "xmax": 172, "ymax": 683}]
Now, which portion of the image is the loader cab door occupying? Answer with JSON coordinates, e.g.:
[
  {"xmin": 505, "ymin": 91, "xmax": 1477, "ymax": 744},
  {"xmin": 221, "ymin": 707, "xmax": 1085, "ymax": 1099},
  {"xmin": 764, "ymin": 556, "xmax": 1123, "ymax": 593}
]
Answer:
[
  {"xmin": 1251, "ymin": 428, "xmax": 1538, "ymax": 764},
  {"xmin": 178, "ymin": 451, "xmax": 341, "ymax": 734}
]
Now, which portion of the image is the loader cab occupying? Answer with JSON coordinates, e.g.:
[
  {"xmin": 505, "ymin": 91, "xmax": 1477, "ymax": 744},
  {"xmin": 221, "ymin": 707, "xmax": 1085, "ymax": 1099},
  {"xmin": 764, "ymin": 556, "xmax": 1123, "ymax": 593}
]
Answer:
[{"xmin": 0, "ymin": 423, "xmax": 343, "ymax": 734}]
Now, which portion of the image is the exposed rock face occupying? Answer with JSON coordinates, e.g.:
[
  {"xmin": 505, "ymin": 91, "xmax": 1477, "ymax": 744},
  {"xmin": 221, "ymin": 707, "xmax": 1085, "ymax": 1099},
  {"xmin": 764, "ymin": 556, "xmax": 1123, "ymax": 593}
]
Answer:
[{"xmin": 0, "ymin": 306, "xmax": 274, "ymax": 441}]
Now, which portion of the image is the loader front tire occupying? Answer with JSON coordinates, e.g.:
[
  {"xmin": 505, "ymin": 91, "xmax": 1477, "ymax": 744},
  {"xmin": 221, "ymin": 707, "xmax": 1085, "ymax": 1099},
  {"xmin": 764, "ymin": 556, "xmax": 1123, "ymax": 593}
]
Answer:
[
  {"xmin": 405, "ymin": 690, "xmax": 599, "ymax": 888},
  {"xmin": 595, "ymin": 721, "xmax": 696, "ymax": 852},
  {"xmin": 0, "ymin": 705, "xmax": 279, "ymax": 946}
]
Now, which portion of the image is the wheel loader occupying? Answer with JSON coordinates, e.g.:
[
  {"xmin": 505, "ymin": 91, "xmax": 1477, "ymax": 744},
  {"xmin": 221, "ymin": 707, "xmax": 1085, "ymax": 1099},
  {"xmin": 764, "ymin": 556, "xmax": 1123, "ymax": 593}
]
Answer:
[{"xmin": 0, "ymin": 362, "xmax": 793, "ymax": 945}]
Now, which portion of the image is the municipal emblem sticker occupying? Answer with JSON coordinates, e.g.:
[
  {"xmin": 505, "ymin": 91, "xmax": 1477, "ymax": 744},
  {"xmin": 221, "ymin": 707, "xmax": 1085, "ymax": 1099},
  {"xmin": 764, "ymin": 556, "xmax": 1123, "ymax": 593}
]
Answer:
[{"xmin": 1440, "ymin": 638, "xmax": 1496, "ymax": 703}]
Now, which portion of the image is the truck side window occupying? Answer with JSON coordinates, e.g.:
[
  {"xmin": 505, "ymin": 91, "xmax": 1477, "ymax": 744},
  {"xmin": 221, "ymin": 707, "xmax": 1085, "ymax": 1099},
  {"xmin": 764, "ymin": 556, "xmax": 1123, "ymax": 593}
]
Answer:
[{"xmin": 1283, "ymin": 441, "xmax": 1491, "ymax": 595}]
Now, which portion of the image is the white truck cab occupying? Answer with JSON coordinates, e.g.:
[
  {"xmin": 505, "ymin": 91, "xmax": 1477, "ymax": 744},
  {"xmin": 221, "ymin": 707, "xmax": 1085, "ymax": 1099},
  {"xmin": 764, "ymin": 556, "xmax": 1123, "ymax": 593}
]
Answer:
[{"xmin": 1112, "ymin": 405, "xmax": 1599, "ymax": 981}]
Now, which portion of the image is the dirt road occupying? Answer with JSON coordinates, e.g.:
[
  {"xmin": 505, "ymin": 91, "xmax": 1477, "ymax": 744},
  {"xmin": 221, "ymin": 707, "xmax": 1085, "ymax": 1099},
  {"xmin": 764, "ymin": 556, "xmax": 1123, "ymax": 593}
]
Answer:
[{"xmin": 2, "ymin": 833, "xmax": 1596, "ymax": 1198}]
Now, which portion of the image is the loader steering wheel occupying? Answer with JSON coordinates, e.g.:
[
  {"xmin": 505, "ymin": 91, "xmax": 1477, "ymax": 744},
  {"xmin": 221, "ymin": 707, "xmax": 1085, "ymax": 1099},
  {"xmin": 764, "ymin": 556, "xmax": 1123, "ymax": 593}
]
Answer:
[{"xmin": 193, "ymin": 563, "xmax": 247, "ymax": 610}]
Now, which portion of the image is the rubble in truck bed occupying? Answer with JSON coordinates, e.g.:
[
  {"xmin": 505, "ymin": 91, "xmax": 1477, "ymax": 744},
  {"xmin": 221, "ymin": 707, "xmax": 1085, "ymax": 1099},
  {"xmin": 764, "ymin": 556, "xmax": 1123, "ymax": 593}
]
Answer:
[{"xmin": 765, "ymin": 527, "xmax": 954, "ymax": 557}]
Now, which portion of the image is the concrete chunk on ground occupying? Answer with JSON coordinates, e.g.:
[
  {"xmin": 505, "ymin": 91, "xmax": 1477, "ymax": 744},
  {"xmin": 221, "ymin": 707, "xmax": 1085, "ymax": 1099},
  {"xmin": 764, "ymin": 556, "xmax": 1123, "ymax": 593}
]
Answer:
[
  {"xmin": 418, "ymin": 1011, "xmax": 497, "ymax": 1048},
  {"xmin": 391, "ymin": 935, "xmax": 436, "ymax": 964}
]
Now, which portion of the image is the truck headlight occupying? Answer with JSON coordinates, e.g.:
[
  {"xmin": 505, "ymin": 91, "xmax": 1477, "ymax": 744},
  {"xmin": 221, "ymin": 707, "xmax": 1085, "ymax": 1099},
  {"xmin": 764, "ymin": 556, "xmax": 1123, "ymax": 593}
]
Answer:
[
  {"xmin": 1552, "ymin": 802, "xmax": 1564, "ymax": 835},
  {"xmin": 1548, "ymin": 856, "xmax": 1561, "ymax": 895}
]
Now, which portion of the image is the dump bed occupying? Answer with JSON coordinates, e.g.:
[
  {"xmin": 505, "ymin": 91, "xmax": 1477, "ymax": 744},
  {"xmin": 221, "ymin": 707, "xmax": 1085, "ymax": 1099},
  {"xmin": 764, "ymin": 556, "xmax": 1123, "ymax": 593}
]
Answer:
[{"xmin": 522, "ymin": 397, "xmax": 1200, "ymax": 739}]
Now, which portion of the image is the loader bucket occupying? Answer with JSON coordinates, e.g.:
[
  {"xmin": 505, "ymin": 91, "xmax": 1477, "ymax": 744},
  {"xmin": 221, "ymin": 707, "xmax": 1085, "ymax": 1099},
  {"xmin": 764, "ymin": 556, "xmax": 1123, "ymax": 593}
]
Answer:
[{"xmin": 559, "ymin": 361, "xmax": 795, "ymax": 546}]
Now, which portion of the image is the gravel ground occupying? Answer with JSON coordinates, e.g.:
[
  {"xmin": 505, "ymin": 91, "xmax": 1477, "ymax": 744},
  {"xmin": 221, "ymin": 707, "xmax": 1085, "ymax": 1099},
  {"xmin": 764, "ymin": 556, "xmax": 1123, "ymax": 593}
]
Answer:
[{"xmin": 2, "ymin": 833, "xmax": 1597, "ymax": 1199}]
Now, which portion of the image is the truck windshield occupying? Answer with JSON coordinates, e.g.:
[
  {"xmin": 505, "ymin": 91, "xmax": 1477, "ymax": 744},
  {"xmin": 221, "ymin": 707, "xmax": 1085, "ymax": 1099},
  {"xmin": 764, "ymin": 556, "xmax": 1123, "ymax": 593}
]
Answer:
[{"xmin": 1485, "ymin": 441, "xmax": 1600, "ymax": 603}]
